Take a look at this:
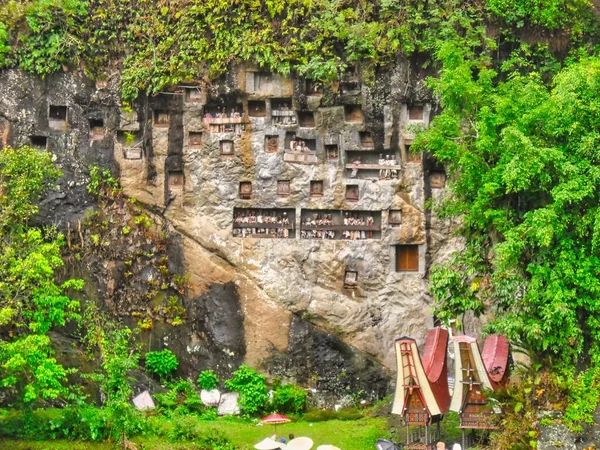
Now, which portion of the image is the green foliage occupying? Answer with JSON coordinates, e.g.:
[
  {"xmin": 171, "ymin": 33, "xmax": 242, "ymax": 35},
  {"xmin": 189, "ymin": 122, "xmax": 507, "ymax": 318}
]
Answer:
[
  {"xmin": 488, "ymin": 367, "xmax": 568, "ymax": 449},
  {"xmin": 197, "ymin": 369, "xmax": 219, "ymax": 391},
  {"xmin": 224, "ymin": 365, "xmax": 268, "ymax": 415},
  {"xmin": 82, "ymin": 305, "xmax": 143, "ymax": 443},
  {"xmin": 563, "ymin": 367, "xmax": 600, "ymax": 431},
  {"xmin": 167, "ymin": 416, "xmax": 231, "ymax": 445},
  {"xmin": 420, "ymin": 36, "xmax": 600, "ymax": 374},
  {"xmin": 154, "ymin": 379, "xmax": 202, "ymax": 416},
  {"xmin": 134, "ymin": 214, "xmax": 152, "ymax": 230},
  {"xmin": 87, "ymin": 165, "xmax": 120, "ymax": 199},
  {"xmin": 0, "ymin": 0, "xmax": 597, "ymax": 98},
  {"xmin": 303, "ymin": 407, "xmax": 365, "ymax": 422},
  {"xmin": 0, "ymin": 146, "xmax": 61, "ymax": 229},
  {"xmin": 0, "ymin": 146, "xmax": 82, "ymax": 405},
  {"xmin": 270, "ymin": 384, "xmax": 307, "ymax": 414},
  {"xmin": 0, "ymin": 0, "xmax": 88, "ymax": 75},
  {"xmin": 486, "ymin": 0, "xmax": 593, "ymax": 30},
  {"xmin": 145, "ymin": 349, "xmax": 178, "ymax": 380}
]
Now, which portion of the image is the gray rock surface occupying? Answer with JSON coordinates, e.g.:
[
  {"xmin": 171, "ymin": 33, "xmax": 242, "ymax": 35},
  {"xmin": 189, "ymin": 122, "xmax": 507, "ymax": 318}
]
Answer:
[{"xmin": 0, "ymin": 64, "xmax": 466, "ymax": 404}]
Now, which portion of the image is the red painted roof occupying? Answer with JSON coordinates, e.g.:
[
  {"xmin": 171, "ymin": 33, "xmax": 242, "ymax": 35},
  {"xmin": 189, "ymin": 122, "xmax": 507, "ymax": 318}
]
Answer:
[
  {"xmin": 482, "ymin": 335, "xmax": 510, "ymax": 387},
  {"xmin": 422, "ymin": 327, "xmax": 448, "ymax": 383},
  {"xmin": 453, "ymin": 335, "xmax": 476, "ymax": 344},
  {"xmin": 422, "ymin": 327, "xmax": 451, "ymax": 413}
]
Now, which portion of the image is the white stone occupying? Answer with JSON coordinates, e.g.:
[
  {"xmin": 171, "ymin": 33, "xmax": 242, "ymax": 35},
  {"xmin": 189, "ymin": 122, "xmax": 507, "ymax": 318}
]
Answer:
[
  {"xmin": 132, "ymin": 390, "xmax": 155, "ymax": 410},
  {"xmin": 217, "ymin": 392, "xmax": 240, "ymax": 415},
  {"xmin": 201, "ymin": 388, "xmax": 221, "ymax": 407}
]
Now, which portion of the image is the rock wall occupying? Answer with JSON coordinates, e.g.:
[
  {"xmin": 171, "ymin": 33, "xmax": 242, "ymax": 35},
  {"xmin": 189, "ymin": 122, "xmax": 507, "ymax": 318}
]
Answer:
[{"xmin": 0, "ymin": 61, "xmax": 462, "ymax": 401}]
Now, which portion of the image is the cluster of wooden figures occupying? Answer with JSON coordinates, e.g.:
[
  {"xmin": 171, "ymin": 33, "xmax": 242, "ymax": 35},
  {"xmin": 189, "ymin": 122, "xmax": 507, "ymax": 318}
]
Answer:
[
  {"xmin": 300, "ymin": 212, "xmax": 376, "ymax": 240},
  {"xmin": 289, "ymin": 137, "xmax": 314, "ymax": 153},
  {"xmin": 232, "ymin": 210, "xmax": 291, "ymax": 238},
  {"xmin": 203, "ymin": 107, "xmax": 246, "ymax": 133},
  {"xmin": 378, "ymin": 155, "xmax": 400, "ymax": 179},
  {"xmin": 203, "ymin": 107, "xmax": 242, "ymax": 120}
]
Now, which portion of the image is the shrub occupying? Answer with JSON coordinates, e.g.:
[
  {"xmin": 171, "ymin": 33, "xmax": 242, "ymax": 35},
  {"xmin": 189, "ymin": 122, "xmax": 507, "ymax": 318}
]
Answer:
[
  {"xmin": 303, "ymin": 407, "xmax": 365, "ymax": 422},
  {"xmin": 224, "ymin": 365, "xmax": 268, "ymax": 415},
  {"xmin": 168, "ymin": 415, "xmax": 230, "ymax": 446},
  {"xmin": 271, "ymin": 384, "xmax": 307, "ymax": 414},
  {"xmin": 198, "ymin": 370, "xmax": 219, "ymax": 390},
  {"xmin": 145, "ymin": 349, "xmax": 179, "ymax": 379},
  {"xmin": 155, "ymin": 379, "xmax": 203, "ymax": 416}
]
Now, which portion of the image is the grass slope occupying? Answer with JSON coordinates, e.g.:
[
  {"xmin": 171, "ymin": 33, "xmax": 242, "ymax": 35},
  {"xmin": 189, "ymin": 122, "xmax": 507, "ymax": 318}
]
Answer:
[{"xmin": 1, "ymin": 416, "xmax": 389, "ymax": 450}]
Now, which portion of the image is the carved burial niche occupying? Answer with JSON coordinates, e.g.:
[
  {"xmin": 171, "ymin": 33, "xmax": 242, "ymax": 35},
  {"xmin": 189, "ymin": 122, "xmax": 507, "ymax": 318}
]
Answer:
[
  {"xmin": 189, "ymin": 131, "xmax": 203, "ymax": 147},
  {"xmin": 118, "ymin": 130, "xmax": 143, "ymax": 160},
  {"xmin": 345, "ymin": 185, "xmax": 359, "ymax": 202},
  {"xmin": 168, "ymin": 171, "xmax": 184, "ymax": 189},
  {"xmin": 271, "ymin": 98, "xmax": 292, "ymax": 110},
  {"xmin": 429, "ymin": 170, "xmax": 447, "ymax": 189},
  {"xmin": 298, "ymin": 111, "xmax": 316, "ymax": 128},
  {"xmin": 340, "ymin": 81, "xmax": 359, "ymax": 95},
  {"xmin": 277, "ymin": 180, "xmax": 290, "ymax": 196},
  {"xmin": 253, "ymin": 72, "xmax": 273, "ymax": 91},
  {"xmin": 153, "ymin": 110, "xmax": 169, "ymax": 127},
  {"xmin": 344, "ymin": 269, "xmax": 358, "ymax": 289},
  {"xmin": 310, "ymin": 180, "xmax": 324, "ymax": 197},
  {"xmin": 396, "ymin": 245, "xmax": 419, "ymax": 272},
  {"xmin": 248, "ymin": 100, "xmax": 267, "ymax": 117},
  {"xmin": 326, "ymin": 144, "xmax": 339, "ymax": 161},
  {"xmin": 220, "ymin": 140, "xmax": 234, "ymax": 155},
  {"xmin": 406, "ymin": 143, "xmax": 421, "ymax": 163},
  {"xmin": 359, "ymin": 131, "xmax": 374, "ymax": 149},
  {"xmin": 185, "ymin": 87, "xmax": 202, "ymax": 102},
  {"xmin": 389, "ymin": 209, "xmax": 402, "ymax": 227},
  {"xmin": 239, "ymin": 181, "xmax": 252, "ymax": 199},
  {"xmin": 48, "ymin": 105, "xmax": 67, "ymax": 129},
  {"xmin": 344, "ymin": 105, "xmax": 364, "ymax": 123},
  {"xmin": 89, "ymin": 119, "xmax": 104, "ymax": 140},
  {"xmin": 408, "ymin": 104, "xmax": 424, "ymax": 121},
  {"xmin": 306, "ymin": 80, "xmax": 324, "ymax": 96},
  {"xmin": 271, "ymin": 98, "xmax": 296, "ymax": 125},
  {"xmin": 265, "ymin": 135, "xmax": 279, "ymax": 153},
  {"xmin": 30, "ymin": 135, "xmax": 48, "ymax": 149}
]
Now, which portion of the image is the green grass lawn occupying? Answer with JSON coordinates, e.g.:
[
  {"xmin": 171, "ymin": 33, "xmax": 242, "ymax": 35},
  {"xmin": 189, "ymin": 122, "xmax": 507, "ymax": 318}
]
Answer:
[{"xmin": 1, "ymin": 415, "xmax": 390, "ymax": 450}]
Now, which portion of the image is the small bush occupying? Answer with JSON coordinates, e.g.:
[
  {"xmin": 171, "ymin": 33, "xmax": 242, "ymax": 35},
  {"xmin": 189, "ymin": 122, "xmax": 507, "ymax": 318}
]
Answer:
[
  {"xmin": 145, "ymin": 349, "xmax": 179, "ymax": 379},
  {"xmin": 198, "ymin": 369, "xmax": 219, "ymax": 390},
  {"xmin": 0, "ymin": 406, "xmax": 139, "ymax": 442},
  {"xmin": 303, "ymin": 407, "xmax": 364, "ymax": 422},
  {"xmin": 224, "ymin": 365, "xmax": 268, "ymax": 415},
  {"xmin": 271, "ymin": 384, "xmax": 307, "ymax": 414},
  {"xmin": 155, "ymin": 379, "xmax": 203, "ymax": 416},
  {"xmin": 168, "ymin": 415, "xmax": 231, "ymax": 446}
]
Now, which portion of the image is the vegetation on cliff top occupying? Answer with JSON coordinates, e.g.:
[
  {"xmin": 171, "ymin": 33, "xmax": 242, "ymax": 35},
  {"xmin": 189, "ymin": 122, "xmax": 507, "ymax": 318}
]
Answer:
[{"xmin": 0, "ymin": 0, "xmax": 597, "ymax": 98}]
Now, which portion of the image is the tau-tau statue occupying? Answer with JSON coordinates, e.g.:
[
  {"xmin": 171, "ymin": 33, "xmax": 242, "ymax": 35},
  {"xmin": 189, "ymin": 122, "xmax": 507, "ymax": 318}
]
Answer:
[
  {"xmin": 390, "ymin": 155, "xmax": 399, "ymax": 179},
  {"xmin": 378, "ymin": 154, "xmax": 386, "ymax": 179},
  {"xmin": 350, "ymin": 157, "xmax": 361, "ymax": 178}
]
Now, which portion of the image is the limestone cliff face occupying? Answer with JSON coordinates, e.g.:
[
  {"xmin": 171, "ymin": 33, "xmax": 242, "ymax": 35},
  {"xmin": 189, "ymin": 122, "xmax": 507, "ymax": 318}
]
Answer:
[{"xmin": 0, "ymin": 62, "xmax": 462, "ymax": 401}]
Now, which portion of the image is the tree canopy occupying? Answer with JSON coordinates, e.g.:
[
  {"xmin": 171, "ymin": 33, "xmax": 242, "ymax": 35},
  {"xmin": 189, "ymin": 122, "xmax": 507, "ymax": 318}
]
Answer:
[
  {"xmin": 419, "ymin": 37, "xmax": 600, "ymax": 372},
  {"xmin": 0, "ymin": 0, "xmax": 597, "ymax": 99},
  {"xmin": 0, "ymin": 147, "xmax": 82, "ymax": 404}
]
